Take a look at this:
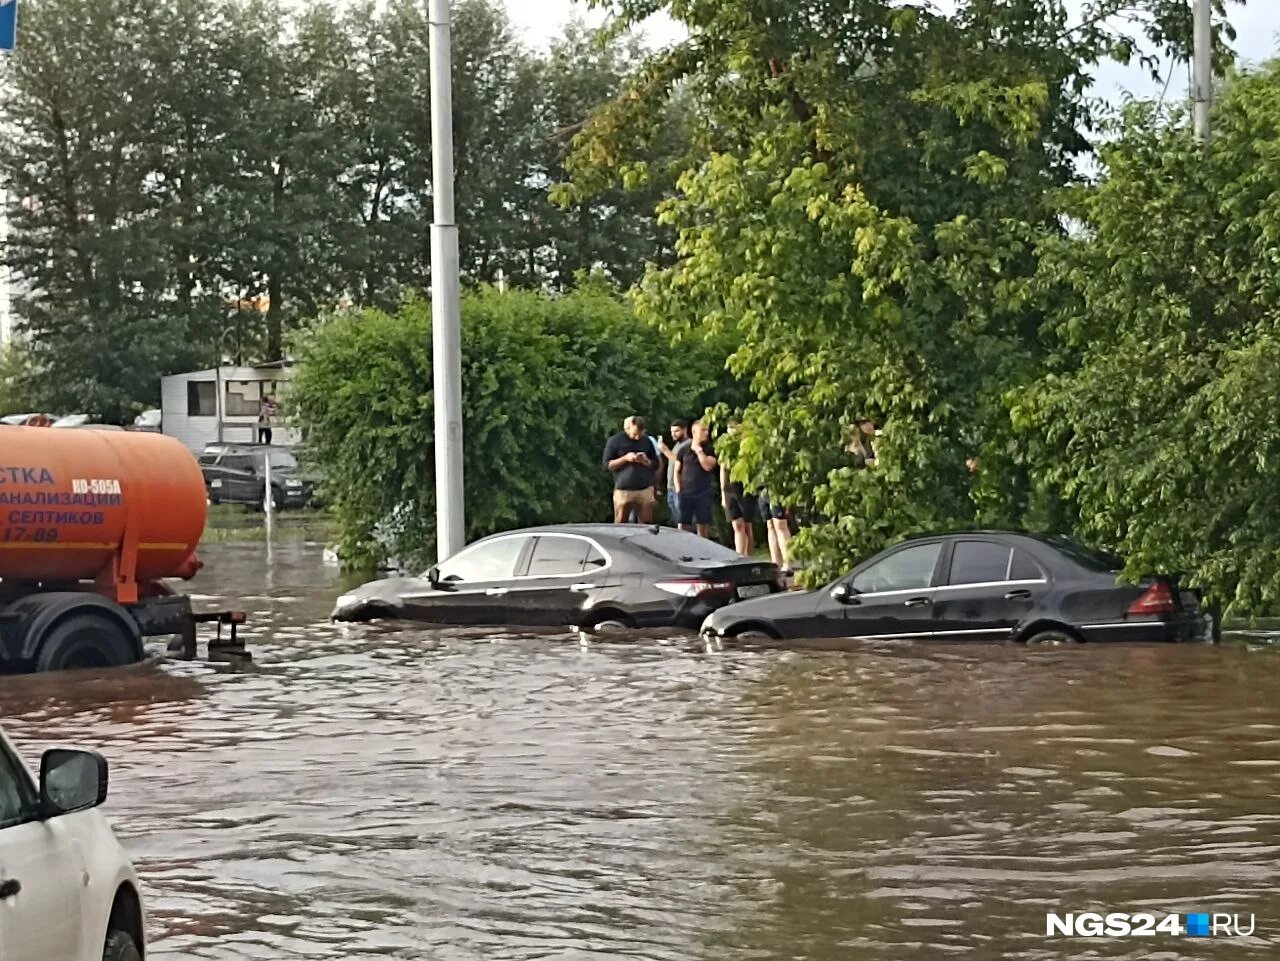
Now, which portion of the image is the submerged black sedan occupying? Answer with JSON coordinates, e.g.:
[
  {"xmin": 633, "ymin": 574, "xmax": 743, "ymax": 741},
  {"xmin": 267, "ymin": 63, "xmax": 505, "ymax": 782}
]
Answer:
[
  {"xmin": 332, "ymin": 524, "xmax": 781, "ymax": 631},
  {"xmin": 701, "ymin": 531, "xmax": 1213, "ymax": 645}
]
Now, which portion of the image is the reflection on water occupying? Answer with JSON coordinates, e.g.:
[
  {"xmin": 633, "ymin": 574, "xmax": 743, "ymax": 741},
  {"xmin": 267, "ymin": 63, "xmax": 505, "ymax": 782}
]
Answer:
[{"xmin": 1, "ymin": 541, "xmax": 1277, "ymax": 959}]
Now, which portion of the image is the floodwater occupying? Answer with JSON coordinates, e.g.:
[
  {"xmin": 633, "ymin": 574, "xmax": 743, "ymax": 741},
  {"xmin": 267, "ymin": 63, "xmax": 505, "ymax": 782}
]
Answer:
[{"xmin": 2, "ymin": 541, "xmax": 1279, "ymax": 959}]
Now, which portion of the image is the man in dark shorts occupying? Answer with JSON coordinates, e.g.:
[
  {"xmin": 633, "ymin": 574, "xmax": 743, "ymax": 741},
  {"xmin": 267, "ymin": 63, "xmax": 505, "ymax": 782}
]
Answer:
[
  {"xmin": 603, "ymin": 415, "xmax": 659, "ymax": 523},
  {"xmin": 674, "ymin": 420, "xmax": 717, "ymax": 537},
  {"xmin": 721, "ymin": 474, "xmax": 757, "ymax": 556},
  {"xmin": 758, "ymin": 490, "xmax": 793, "ymax": 573},
  {"xmin": 720, "ymin": 422, "xmax": 756, "ymax": 556}
]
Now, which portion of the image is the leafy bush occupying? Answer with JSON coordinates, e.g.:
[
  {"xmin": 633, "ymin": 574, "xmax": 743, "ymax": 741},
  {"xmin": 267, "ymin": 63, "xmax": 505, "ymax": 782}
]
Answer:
[
  {"xmin": 289, "ymin": 286, "xmax": 725, "ymax": 569},
  {"xmin": 1017, "ymin": 67, "xmax": 1280, "ymax": 615},
  {"xmin": 0, "ymin": 345, "xmax": 37, "ymax": 415}
]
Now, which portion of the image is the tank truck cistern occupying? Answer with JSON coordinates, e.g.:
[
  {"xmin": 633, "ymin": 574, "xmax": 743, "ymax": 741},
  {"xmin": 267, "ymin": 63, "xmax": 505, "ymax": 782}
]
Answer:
[{"xmin": 0, "ymin": 425, "xmax": 248, "ymax": 673}]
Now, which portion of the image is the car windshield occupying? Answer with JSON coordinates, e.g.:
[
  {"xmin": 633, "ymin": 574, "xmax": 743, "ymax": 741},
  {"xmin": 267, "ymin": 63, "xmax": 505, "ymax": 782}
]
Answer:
[
  {"xmin": 628, "ymin": 528, "xmax": 744, "ymax": 564},
  {"xmin": 256, "ymin": 449, "xmax": 298, "ymax": 470},
  {"xmin": 1043, "ymin": 535, "xmax": 1122, "ymax": 572}
]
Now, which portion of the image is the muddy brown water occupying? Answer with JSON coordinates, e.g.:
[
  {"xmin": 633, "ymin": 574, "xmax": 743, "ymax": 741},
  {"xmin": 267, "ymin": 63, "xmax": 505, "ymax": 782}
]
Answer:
[{"xmin": 1, "ymin": 541, "xmax": 1278, "ymax": 959}]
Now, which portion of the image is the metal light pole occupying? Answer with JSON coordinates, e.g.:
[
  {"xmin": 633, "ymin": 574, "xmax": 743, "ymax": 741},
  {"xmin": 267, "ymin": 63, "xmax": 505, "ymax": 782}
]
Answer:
[
  {"xmin": 429, "ymin": 0, "xmax": 466, "ymax": 561},
  {"xmin": 1192, "ymin": 0, "xmax": 1212, "ymax": 141}
]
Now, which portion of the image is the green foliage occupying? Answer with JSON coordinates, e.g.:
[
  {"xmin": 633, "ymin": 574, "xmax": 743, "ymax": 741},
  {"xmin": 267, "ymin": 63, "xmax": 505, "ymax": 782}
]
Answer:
[
  {"xmin": 289, "ymin": 287, "xmax": 723, "ymax": 569},
  {"xmin": 1016, "ymin": 63, "xmax": 1280, "ymax": 615},
  {"xmin": 0, "ymin": 0, "xmax": 682, "ymax": 419},
  {"xmin": 567, "ymin": 0, "xmax": 1242, "ymax": 584},
  {"xmin": 0, "ymin": 344, "xmax": 36, "ymax": 414}
]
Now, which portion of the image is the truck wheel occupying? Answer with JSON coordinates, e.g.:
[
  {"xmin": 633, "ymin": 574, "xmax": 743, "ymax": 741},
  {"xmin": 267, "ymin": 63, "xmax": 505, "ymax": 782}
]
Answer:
[
  {"xmin": 35, "ymin": 614, "xmax": 139, "ymax": 673},
  {"xmin": 102, "ymin": 930, "xmax": 142, "ymax": 961}
]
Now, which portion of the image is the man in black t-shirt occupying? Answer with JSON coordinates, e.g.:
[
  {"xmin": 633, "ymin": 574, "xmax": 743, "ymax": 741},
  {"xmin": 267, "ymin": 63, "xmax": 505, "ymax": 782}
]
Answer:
[
  {"xmin": 603, "ymin": 415, "xmax": 659, "ymax": 523},
  {"xmin": 674, "ymin": 419, "xmax": 718, "ymax": 537}
]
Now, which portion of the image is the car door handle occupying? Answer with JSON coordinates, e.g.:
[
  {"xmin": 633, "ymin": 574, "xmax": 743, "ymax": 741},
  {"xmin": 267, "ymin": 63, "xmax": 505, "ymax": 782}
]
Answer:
[
  {"xmin": 485, "ymin": 588, "xmax": 509, "ymax": 596},
  {"xmin": 1004, "ymin": 589, "xmax": 1032, "ymax": 600},
  {"xmin": 569, "ymin": 583, "xmax": 593, "ymax": 591},
  {"xmin": 0, "ymin": 878, "xmax": 21, "ymax": 899},
  {"xmin": 904, "ymin": 596, "xmax": 932, "ymax": 608}
]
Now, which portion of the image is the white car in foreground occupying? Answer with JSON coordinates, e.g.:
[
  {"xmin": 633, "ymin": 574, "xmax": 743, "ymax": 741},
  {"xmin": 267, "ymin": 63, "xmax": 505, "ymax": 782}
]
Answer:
[{"xmin": 0, "ymin": 729, "xmax": 145, "ymax": 960}]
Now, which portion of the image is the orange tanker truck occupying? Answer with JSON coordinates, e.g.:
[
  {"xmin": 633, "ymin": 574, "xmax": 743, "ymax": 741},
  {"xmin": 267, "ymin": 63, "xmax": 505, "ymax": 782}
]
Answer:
[{"xmin": 0, "ymin": 425, "xmax": 246, "ymax": 672}]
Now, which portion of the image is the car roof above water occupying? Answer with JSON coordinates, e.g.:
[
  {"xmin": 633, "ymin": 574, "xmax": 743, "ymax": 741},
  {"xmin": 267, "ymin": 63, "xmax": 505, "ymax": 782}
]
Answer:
[
  {"xmin": 895, "ymin": 529, "xmax": 1122, "ymax": 574},
  {"xmin": 477, "ymin": 523, "xmax": 747, "ymax": 563},
  {"xmin": 502, "ymin": 523, "xmax": 705, "ymax": 542}
]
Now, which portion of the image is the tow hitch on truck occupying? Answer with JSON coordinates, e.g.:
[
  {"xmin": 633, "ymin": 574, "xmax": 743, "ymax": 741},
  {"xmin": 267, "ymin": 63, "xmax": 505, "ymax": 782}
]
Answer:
[{"xmin": 0, "ymin": 425, "xmax": 248, "ymax": 673}]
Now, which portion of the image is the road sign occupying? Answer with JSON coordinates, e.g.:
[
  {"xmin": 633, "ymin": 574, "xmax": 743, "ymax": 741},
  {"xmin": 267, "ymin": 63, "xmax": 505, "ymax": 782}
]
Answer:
[{"xmin": 0, "ymin": 1, "xmax": 15, "ymax": 52}]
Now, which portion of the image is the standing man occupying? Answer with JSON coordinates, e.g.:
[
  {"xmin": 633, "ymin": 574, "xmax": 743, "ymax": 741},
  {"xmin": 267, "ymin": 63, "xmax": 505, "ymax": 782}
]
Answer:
[
  {"xmin": 720, "ymin": 421, "xmax": 757, "ymax": 556},
  {"xmin": 660, "ymin": 419, "xmax": 690, "ymax": 526},
  {"xmin": 257, "ymin": 394, "xmax": 279, "ymax": 445},
  {"xmin": 758, "ymin": 489, "xmax": 793, "ymax": 574},
  {"xmin": 603, "ymin": 415, "xmax": 659, "ymax": 524},
  {"xmin": 675, "ymin": 420, "xmax": 718, "ymax": 537}
]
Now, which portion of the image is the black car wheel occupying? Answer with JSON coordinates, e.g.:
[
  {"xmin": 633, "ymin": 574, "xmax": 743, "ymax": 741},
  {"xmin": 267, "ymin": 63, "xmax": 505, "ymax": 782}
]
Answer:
[
  {"xmin": 585, "ymin": 614, "xmax": 633, "ymax": 635},
  {"xmin": 103, "ymin": 930, "xmax": 142, "ymax": 961},
  {"xmin": 35, "ymin": 613, "xmax": 139, "ymax": 672},
  {"xmin": 1025, "ymin": 628, "xmax": 1080, "ymax": 647},
  {"xmin": 733, "ymin": 628, "xmax": 778, "ymax": 641}
]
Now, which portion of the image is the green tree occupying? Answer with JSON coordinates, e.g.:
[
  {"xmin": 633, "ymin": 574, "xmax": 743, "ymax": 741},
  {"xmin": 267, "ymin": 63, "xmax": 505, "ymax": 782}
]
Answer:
[
  {"xmin": 540, "ymin": 21, "xmax": 688, "ymax": 289},
  {"xmin": 2, "ymin": 0, "xmax": 680, "ymax": 418},
  {"xmin": 0, "ymin": 344, "xmax": 36, "ymax": 414},
  {"xmin": 1016, "ymin": 62, "xmax": 1280, "ymax": 615},
  {"xmin": 0, "ymin": 0, "xmax": 219, "ymax": 420},
  {"xmin": 289, "ymin": 285, "xmax": 725, "ymax": 569},
  {"xmin": 566, "ymin": 0, "xmax": 1240, "ymax": 582}
]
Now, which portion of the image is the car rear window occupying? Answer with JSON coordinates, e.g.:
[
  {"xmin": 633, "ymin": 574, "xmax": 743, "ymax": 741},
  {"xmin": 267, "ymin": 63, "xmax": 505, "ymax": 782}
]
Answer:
[
  {"xmin": 1009, "ymin": 549, "xmax": 1045, "ymax": 580},
  {"xmin": 1044, "ymin": 536, "xmax": 1122, "ymax": 573},
  {"xmin": 627, "ymin": 528, "xmax": 743, "ymax": 563}
]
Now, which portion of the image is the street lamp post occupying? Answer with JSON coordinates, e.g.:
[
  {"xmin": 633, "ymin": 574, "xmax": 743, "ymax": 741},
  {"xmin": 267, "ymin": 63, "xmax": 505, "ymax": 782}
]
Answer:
[
  {"xmin": 1192, "ymin": 0, "xmax": 1212, "ymax": 141},
  {"xmin": 429, "ymin": 0, "xmax": 466, "ymax": 561}
]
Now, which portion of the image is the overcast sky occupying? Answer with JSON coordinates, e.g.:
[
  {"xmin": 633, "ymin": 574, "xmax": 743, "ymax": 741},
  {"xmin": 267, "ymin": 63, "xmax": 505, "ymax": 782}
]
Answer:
[{"xmin": 505, "ymin": 0, "xmax": 1279, "ymax": 103}]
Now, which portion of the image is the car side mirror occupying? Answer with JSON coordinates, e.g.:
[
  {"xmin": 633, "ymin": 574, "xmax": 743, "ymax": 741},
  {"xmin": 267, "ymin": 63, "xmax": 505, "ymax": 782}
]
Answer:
[
  {"xmin": 40, "ymin": 749, "xmax": 108, "ymax": 817},
  {"xmin": 426, "ymin": 566, "xmax": 441, "ymax": 587},
  {"xmin": 830, "ymin": 583, "xmax": 859, "ymax": 604}
]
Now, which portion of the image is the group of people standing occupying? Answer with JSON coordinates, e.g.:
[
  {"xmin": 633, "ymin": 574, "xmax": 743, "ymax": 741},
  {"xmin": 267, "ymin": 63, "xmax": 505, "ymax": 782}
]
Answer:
[{"xmin": 601, "ymin": 414, "xmax": 797, "ymax": 572}]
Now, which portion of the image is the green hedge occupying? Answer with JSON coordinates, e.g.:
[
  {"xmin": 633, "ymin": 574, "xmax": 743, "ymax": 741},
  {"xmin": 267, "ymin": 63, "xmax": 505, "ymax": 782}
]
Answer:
[{"xmin": 289, "ymin": 286, "xmax": 725, "ymax": 569}]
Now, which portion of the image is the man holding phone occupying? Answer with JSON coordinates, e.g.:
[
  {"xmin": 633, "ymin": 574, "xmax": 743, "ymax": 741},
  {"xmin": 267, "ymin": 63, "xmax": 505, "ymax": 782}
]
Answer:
[
  {"xmin": 603, "ymin": 415, "xmax": 659, "ymax": 523},
  {"xmin": 675, "ymin": 420, "xmax": 718, "ymax": 538}
]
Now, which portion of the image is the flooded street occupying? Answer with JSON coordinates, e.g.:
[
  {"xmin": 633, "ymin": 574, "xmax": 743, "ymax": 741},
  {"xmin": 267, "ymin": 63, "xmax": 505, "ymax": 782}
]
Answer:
[{"xmin": 1, "ymin": 541, "xmax": 1278, "ymax": 959}]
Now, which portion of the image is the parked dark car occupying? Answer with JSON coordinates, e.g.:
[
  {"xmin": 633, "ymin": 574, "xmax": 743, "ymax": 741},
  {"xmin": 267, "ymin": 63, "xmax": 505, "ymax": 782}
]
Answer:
[
  {"xmin": 701, "ymin": 531, "xmax": 1213, "ymax": 645},
  {"xmin": 331, "ymin": 524, "xmax": 782, "ymax": 631},
  {"xmin": 199, "ymin": 444, "xmax": 317, "ymax": 509}
]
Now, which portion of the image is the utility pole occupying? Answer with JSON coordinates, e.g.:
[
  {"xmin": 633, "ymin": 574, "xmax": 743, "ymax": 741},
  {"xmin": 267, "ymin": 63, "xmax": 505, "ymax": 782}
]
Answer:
[
  {"xmin": 429, "ymin": 0, "xmax": 466, "ymax": 561},
  {"xmin": 1192, "ymin": 0, "xmax": 1212, "ymax": 141}
]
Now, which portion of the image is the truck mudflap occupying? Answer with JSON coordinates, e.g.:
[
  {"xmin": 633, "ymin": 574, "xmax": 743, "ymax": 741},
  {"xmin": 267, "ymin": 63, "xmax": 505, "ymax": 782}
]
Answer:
[
  {"xmin": 165, "ymin": 609, "xmax": 249, "ymax": 664},
  {"xmin": 131, "ymin": 593, "xmax": 250, "ymax": 663}
]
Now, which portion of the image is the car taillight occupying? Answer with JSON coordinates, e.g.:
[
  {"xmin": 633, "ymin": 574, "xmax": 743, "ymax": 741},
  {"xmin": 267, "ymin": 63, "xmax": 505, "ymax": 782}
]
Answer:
[
  {"xmin": 654, "ymin": 578, "xmax": 734, "ymax": 598},
  {"xmin": 1128, "ymin": 581, "xmax": 1176, "ymax": 615}
]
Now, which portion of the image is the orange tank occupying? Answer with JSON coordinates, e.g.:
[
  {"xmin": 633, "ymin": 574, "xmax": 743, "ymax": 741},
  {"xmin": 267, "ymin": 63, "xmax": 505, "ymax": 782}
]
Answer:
[{"xmin": 0, "ymin": 426, "xmax": 207, "ymax": 602}]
